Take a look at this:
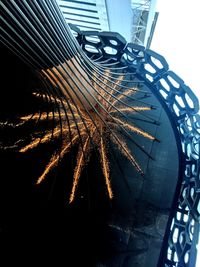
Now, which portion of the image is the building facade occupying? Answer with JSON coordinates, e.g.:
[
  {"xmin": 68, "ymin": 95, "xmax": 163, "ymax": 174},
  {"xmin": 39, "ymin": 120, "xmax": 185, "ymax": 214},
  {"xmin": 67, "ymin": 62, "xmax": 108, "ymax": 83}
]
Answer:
[
  {"xmin": 56, "ymin": 0, "xmax": 110, "ymax": 32},
  {"xmin": 57, "ymin": 0, "xmax": 158, "ymax": 47}
]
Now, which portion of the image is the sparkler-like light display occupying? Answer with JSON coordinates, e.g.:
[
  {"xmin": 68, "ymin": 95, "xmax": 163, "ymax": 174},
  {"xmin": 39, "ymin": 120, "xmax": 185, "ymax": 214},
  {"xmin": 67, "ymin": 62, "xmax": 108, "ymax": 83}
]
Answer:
[
  {"xmin": 0, "ymin": 0, "xmax": 158, "ymax": 203},
  {"xmin": 1, "ymin": 69, "xmax": 156, "ymax": 203}
]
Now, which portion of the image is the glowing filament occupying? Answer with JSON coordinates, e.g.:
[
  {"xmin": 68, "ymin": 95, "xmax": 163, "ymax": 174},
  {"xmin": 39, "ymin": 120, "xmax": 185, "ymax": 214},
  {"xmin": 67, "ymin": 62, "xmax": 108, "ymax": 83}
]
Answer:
[
  {"xmin": 69, "ymin": 135, "xmax": 91, "ymax": 204},
  {"xmin": 100, "ymin": 135, "xmax": 113, "ymax": 199},
  {"xmin": 113, "ymin": 117, "xmax": 155, "ymax": 140}
]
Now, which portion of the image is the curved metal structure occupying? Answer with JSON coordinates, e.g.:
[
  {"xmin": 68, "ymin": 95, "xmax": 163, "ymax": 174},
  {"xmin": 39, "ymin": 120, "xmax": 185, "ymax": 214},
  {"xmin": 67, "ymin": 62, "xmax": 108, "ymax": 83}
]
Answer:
[
  {"xmin": 74, "ymin": 28, "xmax": 200, "ymax": 267},
  {"xmin": 0, "ymin": 1, "xmax": 199, "ymax": 266}
]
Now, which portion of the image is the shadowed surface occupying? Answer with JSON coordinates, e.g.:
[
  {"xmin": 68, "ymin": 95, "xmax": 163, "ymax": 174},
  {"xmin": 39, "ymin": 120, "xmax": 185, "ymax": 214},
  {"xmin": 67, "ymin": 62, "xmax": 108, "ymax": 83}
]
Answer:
[{"xmin": 0, "ymin": 45, "xmax": 179, "ymax": 267}]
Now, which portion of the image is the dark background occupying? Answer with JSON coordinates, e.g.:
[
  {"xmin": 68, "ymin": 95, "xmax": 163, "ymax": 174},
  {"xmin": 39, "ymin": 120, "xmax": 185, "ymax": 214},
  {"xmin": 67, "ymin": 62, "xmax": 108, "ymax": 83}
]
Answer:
[
  {"xmin": 0, "ymin": 44, "xmax": 180, "ymax": 267},
  {"xmin": 0, "ymin": 45, "xmax": 112, "ymax": 266}
]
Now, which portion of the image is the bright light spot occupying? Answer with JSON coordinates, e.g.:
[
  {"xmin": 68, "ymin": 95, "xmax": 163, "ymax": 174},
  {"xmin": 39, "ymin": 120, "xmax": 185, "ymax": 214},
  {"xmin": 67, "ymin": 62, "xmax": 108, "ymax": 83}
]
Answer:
[
  {"xmin": 151, "ymin": 0, "xmax": 200, "ymax": 101},
  {"xmin": 151, "ymin": 1, "xmax": 200, "ymax": 266}
]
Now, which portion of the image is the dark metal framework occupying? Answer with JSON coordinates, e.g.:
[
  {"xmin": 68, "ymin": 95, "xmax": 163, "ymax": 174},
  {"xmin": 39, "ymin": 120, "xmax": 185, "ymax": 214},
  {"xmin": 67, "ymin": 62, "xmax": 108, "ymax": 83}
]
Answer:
[
  {"xmin": 0, "ymin": 0, "xmax": 199, "ymax": 264},
  {"xmin": 73, "ymin": 28, "xmax": 200, "ymax": 267}
]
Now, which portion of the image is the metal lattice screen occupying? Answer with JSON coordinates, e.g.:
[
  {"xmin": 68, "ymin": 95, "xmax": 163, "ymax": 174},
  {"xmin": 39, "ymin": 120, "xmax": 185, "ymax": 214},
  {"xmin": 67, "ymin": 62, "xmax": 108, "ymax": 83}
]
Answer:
[
  {"xmin": 0, "ymin": 1, "xmax": 199, "ymax": 266},
  {"xmin": 72, "ymin": 28, "xmax": 200, "ymax": 267}
]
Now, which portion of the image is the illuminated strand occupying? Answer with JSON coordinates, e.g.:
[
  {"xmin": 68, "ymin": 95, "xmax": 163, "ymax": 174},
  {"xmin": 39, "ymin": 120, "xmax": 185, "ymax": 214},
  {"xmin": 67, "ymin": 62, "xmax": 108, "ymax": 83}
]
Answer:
[
  {"xmin": 100, "ymin": 135, "xmax": 113, "ymax": 199},
  {"xmin": 69, "ymin": 134, "xmax": 91, "ymax": 203},
  {"xmin": 110, "ymin": 106, "xmax": 152, "ymax": 114},
  {"xmin": 110, "ymin": 88, "xmax": 136, "ymax": 109},
  {"xmin": 111, "ymin": 133, "xmax": 143, "ymax": 174},
  {"xmin": 36, "ymin": 134, "xmax": 80, "ymax": 184},
  {"xmin": 113, "ymin": 117, "xmax": 156, "ymax": 140}
]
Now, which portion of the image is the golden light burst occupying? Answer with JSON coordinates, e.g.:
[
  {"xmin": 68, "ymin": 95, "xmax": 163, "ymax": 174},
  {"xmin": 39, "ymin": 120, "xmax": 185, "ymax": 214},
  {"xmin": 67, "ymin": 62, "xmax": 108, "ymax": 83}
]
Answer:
[
  {"xmin": 1, "ymin": 69, "xmax": 156, "ymax": 204},
  {"xmin": 0, "ymin": 0, "xmax": 159, "ymax": 204}
]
